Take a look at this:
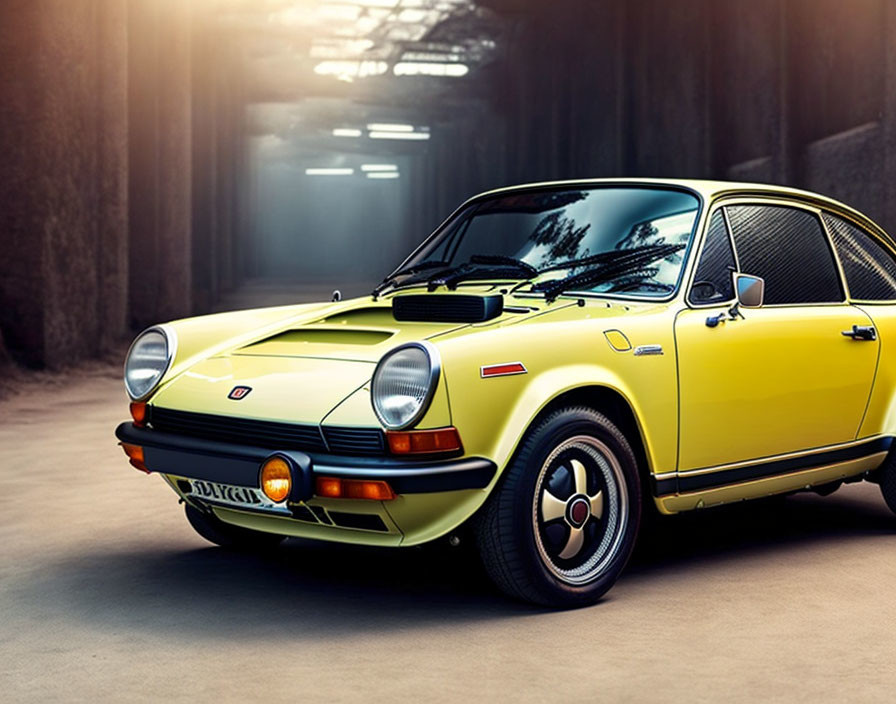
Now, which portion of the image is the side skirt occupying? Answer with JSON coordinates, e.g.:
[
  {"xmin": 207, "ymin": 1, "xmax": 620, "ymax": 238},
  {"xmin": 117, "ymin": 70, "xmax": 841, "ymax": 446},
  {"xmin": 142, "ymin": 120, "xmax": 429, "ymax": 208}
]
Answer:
[{"xmin": 653, "ymin": 436, "xmax": 891, "ymax": 514}]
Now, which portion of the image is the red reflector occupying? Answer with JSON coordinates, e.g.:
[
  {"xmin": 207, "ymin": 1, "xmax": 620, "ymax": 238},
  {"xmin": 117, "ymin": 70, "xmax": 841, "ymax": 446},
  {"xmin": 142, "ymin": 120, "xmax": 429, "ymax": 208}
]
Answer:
[
  {"xmin": 121, "ymin": 443, "xmax": 149, "ymax": 473},
  {"xmin": 315, "ymin": 477, "xmax": 396, "ymax": 501},
  {"xmin": 480, "ymin": 362, "xmax": 527, "ymax": 378},
  {"xmin": 129, "ymin": 401, "xmax": 148, "ymax": 426},
  {"xmin": 386, "ymin": 427, "xmax": 463, "ymax": 455}
]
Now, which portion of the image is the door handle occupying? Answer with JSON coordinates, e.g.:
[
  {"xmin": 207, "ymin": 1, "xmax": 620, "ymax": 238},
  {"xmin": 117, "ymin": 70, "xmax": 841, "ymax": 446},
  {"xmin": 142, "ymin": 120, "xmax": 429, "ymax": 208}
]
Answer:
[{"xmin": 841, "ymin": 325, "xmax": 877, "ymax": 341}]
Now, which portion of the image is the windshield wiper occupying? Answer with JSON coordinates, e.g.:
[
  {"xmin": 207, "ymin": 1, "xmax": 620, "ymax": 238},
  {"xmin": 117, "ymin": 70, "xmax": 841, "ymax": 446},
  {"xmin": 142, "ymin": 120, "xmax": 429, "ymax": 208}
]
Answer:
[
  {"xmin": 372, "ymin": 260, "xmax": 450, "ymax": 298},
  {"xmin": 532, "ymin": 243, "xmax": 685, "ymax": 302},
  {"xmin": 468, "ymin": 254, "xmax": 538, "ymax": 273},
  {"xmin": 537, "ymin": 247, "xmax": 668, "ymax": 273},
  {"xmin": 428, "ymin": 255, "xmax": 538, "ymax": 291},
  {"xmin": 374, "ymin": 246, "xmax": 683, "ymax": 302},
  {"xmin": 375, "ymin": 256, "xmax": 538, "ymax": 297}
]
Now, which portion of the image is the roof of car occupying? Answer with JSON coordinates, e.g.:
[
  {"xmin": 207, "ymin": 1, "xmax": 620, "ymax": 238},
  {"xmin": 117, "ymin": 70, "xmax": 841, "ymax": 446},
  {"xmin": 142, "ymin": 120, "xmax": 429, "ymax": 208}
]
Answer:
[{"xmin": 471, "ymin": 177, "xmax": 890, "ymax": 240}]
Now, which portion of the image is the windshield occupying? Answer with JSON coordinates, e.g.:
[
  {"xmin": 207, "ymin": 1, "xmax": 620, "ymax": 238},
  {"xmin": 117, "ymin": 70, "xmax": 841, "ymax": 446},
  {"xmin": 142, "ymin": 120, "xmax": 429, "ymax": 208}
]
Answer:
[{"xmin": 393, "ymin": 186, "xmax": 701, "ymax": 298}]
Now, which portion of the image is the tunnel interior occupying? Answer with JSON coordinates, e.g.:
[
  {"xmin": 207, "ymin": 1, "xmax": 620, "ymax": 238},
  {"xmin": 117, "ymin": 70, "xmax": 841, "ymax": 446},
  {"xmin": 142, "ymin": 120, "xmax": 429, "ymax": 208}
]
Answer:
[{"xmin": 2, "ymin": 0, "xmax": 896, "ymax": 367}]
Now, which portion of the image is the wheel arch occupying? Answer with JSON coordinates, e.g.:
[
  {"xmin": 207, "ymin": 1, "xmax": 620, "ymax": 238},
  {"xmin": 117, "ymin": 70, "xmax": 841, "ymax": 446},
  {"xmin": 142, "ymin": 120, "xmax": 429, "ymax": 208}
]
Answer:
[
  {"xmin": 539, "ymin": 386, "xmax": 649, "ymax": 474},
  {"xmin": 491, "ymin": 383, "xmax": 655, "ymax": 499},
  {"xmin": 527, "ymin": 386, "xmax": 651, "ymax": 487}
]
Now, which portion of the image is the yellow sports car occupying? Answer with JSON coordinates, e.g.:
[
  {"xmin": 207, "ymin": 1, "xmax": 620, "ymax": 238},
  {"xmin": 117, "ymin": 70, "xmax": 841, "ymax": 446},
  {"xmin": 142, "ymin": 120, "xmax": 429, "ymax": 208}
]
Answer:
[{"xmin": 116, "ymin": 178, "xmax": 896, "ymax": 607}]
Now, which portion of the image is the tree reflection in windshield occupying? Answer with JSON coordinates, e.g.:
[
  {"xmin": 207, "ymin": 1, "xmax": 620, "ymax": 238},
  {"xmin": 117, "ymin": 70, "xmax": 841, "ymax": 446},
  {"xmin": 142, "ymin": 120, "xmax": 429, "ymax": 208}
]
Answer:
[
  {"xmin": 394, "ymin": 186, "xmax": 700, "ymax": 299},
  {"xmin": 528, "ymin": 210, "xmax": 592, "ymax": 262},
  {"xmin": 617, "ymin": 219, "xmax": 662, "ymax": 250}
]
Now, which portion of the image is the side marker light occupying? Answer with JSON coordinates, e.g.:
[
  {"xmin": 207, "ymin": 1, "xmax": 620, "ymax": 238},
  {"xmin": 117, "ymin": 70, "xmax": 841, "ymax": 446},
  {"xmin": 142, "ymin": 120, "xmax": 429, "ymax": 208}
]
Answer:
[
  {"xmin": 121, "ymin": 443, "xmax": 148, "ymax": 473},
  {"xmin": 129, "ymin": 402, "xmax": 148, "ymax": 426},
  {"xmin": 315, "ymin": 477, "xmax": 396, "ymax": 501},
  {"xmin": 386, "ymin": 427, "xmax": 462, "ymax": 455},
  {"xmin": 480, "ymin": 362, "xmax": 527, "ymax": 378}
]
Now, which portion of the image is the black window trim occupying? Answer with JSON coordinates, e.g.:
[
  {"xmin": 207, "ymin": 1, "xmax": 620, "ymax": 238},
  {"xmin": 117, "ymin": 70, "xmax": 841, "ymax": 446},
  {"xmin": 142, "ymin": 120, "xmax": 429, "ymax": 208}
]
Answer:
[
  {"xmin": 687, "ymin": 196, "xmax": 848, "ymax": 309},
  {"xmin": 686, "ymin": 205, "xmax": 740, "ymax": 309},
  {"xmin": 820, "ymin": 208, "xmax": 896, "ymax": 304}
]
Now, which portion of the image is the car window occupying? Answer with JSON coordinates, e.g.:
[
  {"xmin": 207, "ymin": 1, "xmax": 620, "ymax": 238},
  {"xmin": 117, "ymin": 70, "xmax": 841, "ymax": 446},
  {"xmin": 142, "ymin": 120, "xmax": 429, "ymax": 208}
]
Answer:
[
  {"xmin": 408, "ymin": 187, "xmax": 700, "ymax": 299},
  {"xmin": 822, "ymin": 212, "xmax": 896, "ymax": 301},
  {"xmin": 725, "ymin": 204, "xmax": 843, "ymax": 305},
  {"xmin": 689, "ymin": 210, "xmax": 736, "ymax": 305}
]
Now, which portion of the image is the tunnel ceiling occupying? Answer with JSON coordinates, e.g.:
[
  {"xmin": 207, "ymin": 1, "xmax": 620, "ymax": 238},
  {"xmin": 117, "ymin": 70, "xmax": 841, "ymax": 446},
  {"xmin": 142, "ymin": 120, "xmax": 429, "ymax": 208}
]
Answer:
[{"xmin": 217, "ymin": 0, "xmax": 505, "ymax": 160}]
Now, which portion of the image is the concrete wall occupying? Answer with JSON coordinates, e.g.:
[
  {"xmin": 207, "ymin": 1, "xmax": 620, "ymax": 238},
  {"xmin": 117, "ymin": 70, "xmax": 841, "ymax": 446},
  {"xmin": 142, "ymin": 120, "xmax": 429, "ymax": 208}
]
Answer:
[
  {"xmin": 0, "ymin": 0, "xmax": 128, "ymax": 367},
  {"xmin": 127, "ymin": 0, "xmax": 193, "ymax": 330},
  {"xmin": 0, "ymin": 1, "xmax": 242, "ymax": 367},
  {"xmin": 426, "ymin": 0, "xmax": 896, "ymax": 239}
]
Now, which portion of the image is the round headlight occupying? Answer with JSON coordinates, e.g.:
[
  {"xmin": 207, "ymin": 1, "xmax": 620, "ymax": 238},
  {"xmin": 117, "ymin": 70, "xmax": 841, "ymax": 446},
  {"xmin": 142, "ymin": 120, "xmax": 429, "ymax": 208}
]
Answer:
[
  {"xmin": 371, "ymin": 342, "xmax": 440, "ymax": 430},
  {"xmin": 124, "ymin": 326, "xmax": 175, "ymax": 400}
]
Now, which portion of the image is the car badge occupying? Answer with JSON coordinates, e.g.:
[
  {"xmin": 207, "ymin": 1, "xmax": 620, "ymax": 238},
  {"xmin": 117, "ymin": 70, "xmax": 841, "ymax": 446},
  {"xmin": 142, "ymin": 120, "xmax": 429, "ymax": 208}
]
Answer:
[
  {"xmin": 228, "ymin": 385, "xmax": 252, "ymax": 400},
  {"xmin": 633, "ymin": 345, "xmax": 664, "ymax": 357}
]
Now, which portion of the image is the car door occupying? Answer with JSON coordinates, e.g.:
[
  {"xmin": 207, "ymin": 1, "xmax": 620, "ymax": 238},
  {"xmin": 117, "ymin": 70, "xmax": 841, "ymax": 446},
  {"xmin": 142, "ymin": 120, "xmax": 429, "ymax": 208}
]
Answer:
[
  {"xmin": 822, "ymin": 210, "xmax": 896, "ymax": 440},
  {"xmin": 674, "ymin": 201, "xmax": 879, "ymax": 474}
]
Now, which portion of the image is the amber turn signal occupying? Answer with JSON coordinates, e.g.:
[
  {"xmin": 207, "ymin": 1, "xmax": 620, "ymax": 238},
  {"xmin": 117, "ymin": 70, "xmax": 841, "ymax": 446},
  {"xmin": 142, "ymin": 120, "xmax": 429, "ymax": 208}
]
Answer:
[
  {"xmin": 260, "ymin": 455, "xmax": 292, "ymax": 503},
  {"xmin": 121, "ymin": 443, "xmax": 148, "ymax": 473},
  {"xmin": 315, "ymin": 477, "xmax": 396, "ymax": 501},
  {"xmin": 386, "ymin": 427, "xmax": 462, "ymax": 455},
  {"xmin": 129, "ymin": 401, "xmax": 148, "ymax": 427}
]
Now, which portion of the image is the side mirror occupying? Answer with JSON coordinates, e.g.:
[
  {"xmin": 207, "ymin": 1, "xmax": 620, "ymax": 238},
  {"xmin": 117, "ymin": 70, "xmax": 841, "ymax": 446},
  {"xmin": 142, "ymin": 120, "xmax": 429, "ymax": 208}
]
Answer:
[{"xmin": 734, "ymin": 273, "xmax": 764, "ymax": 308}]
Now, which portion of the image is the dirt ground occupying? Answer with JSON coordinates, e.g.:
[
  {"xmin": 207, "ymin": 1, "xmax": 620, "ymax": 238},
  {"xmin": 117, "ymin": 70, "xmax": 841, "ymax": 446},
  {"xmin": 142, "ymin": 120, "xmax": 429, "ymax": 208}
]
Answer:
[{"xmin": 1, "ymin": 366, "xmax": 895, "ymax": 702}]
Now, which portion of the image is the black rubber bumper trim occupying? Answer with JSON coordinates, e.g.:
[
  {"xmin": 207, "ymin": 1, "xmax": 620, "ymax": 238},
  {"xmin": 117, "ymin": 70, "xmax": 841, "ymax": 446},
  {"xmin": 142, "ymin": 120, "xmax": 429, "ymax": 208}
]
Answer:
[
  {"xmin": 654, "ymin": 436, "xmax": 892, "ymax": 497},
  {"xmin": 115, "ymin": 422, "xmax": 497, "ymax": 494}
]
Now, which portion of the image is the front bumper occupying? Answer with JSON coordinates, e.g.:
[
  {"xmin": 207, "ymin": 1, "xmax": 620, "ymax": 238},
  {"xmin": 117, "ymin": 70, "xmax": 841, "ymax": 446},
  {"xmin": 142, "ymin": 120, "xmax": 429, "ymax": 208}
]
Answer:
[
  {"xmin": 115, "ymin": 422, "xmax": 498, "ymax": 546},
  {"xmin": 115, "ymin": 422, "xmax": 497, "ymax": 494}
]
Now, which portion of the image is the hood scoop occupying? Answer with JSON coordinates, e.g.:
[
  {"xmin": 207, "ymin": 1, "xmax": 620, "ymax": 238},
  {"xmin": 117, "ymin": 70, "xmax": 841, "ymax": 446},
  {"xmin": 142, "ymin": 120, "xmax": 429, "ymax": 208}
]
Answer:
[{"xmin": 392, "ymin": 294, "xmax": 504, "ymax": 323}]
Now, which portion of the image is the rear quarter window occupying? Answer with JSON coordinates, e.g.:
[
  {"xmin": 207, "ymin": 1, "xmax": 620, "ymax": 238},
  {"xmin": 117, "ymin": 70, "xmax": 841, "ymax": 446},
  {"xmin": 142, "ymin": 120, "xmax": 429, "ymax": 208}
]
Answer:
[{"xmin": 822, "ymin": 212, "xmax": 896, "ymax": 301}]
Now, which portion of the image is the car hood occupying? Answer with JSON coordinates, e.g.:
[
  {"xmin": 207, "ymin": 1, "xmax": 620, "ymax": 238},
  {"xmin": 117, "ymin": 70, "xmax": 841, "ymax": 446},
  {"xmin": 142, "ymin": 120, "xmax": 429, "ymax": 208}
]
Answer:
[
  {"xmin": 149, "ymin": 299, "xmax": 478, "ymax": 422},
  {"xmin": 149, "ymin": 292, "xmax": 664, "ymax": 424},
  {"xmin": 149, "ymin": 354, "xmax": 377, "ymax": 423},
  {"xmin": 215, "ymin": 294, "xmax": 592, "ymax": 363}
]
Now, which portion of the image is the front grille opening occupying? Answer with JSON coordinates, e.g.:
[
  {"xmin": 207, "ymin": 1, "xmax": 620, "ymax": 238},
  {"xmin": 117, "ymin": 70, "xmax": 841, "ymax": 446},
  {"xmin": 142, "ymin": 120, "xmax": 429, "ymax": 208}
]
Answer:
[
  {"xmin": 290, "ymin": 505, "xmax": 317, "ymax": 523},
  {"xmin": 176, "ymin": 479, "xmax": 192, "ymax": 494},
  {"xmin": 327, "ymin": 512, "xmax": 389, "ymax": 532},
  {"xmin": 322, "ymin": 426, "xmax": 385, "ymax": 455},
  {"xmin": 148, "ymin": 407, "xmax": 385, "ymax": 457},
  {"xmin": 310, "ymin": 506, "xmax": 332, "ymax": 525}
]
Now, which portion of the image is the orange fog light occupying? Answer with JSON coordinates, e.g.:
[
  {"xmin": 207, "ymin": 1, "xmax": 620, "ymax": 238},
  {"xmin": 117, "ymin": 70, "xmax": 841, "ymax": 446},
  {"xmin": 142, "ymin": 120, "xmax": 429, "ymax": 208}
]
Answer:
[
  {"xmin": 260, "ymin": 456, "xmax": 292, "ymax": 503},
  {"xmin": 386, "ymin": 427, "xmax": 462, "ymax": 455},
  {"xmin": 129, "ymin": 401, "xmax": 147, "ymax": 427},
  {"xmin": 315, "ymin": 477, "xmax": 396, "ymax": 501},
  {"xmin": 121, "ymin": 443, "xmax": 148, "ymax": 473}
]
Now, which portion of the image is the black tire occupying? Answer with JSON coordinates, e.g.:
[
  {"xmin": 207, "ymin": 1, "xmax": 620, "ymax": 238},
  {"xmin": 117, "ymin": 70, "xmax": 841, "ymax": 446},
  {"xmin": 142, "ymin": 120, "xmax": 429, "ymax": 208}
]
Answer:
[
  {"xmin": 185, "ymin": 504, "xmax": 286, "ymax": 551},
  {"xmin": 879, "ymin": 450, "xmax": 896, "ymax": 515},
  {"xmin": 475, "ymin": 406, "xmax": 642, "ymax": 608}
]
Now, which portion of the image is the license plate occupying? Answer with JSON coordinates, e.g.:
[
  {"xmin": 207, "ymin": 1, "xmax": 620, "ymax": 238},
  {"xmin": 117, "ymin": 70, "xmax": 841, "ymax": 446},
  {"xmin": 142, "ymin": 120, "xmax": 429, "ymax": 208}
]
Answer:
[{"xmin": 187, "ymin": 479, "xmax": 287, "ymax": 514}]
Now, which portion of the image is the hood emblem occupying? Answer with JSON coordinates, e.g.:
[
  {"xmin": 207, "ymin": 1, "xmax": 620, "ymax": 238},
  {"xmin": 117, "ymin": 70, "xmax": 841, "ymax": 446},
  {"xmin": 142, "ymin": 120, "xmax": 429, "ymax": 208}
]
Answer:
[{"xmin": 228, "ymin": 385, "xmax": 252, "ymax": 400}]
